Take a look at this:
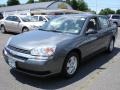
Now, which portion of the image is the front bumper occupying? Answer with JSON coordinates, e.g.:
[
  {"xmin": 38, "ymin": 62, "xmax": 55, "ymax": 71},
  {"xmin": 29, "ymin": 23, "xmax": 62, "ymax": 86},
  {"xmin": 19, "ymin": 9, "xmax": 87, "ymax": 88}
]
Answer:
[{"xmin": 3, "ymin": 48, "xmax": 62, "ymax": 77}]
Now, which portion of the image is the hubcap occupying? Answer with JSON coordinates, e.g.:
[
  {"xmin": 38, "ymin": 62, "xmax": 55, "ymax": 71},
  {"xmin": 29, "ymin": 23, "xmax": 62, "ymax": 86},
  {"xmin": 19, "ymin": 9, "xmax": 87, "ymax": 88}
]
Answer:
[
  {"xmin": 66, "ymin": 56, "xmax": 78, "ymax": 75},
  {"xmin": 109, "ymin": 40, "xmax": 114, "ymax": 51},
  {"xmin": 23, "ymin": 28, "xmax": 28, "ymax": 32}
]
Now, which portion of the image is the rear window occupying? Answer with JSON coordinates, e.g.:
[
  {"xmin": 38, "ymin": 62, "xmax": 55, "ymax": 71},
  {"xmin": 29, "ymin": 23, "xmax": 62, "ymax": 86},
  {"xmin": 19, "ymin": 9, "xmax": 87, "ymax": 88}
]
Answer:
[{"xmin": 112, "ymin": 15, "xmax": 120, "ymax": 19}]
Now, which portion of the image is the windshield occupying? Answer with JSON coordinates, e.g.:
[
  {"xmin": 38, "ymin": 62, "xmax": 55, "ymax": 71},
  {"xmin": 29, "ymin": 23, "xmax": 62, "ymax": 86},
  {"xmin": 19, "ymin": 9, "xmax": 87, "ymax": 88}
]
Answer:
[
  {"xmin": 21, "ymin": 16, "xmax": 39, "ymax": 22},
  {"xmin": 39, "ymin": 16, "xmax": 86, "ymax": 34}
]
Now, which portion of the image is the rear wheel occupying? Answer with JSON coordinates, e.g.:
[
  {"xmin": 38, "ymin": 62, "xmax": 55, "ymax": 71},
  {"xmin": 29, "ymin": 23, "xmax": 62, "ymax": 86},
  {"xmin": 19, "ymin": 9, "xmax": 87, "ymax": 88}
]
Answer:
[
  {"xmin": 61, "ymin": 52, "xmax": 80, "ymax": 78},
  {"xmin": 22, "ymin": 27, "xmax": 29, "ymax": 33},
  {"xmin": 113, "ymin": 22, "xmax": 118, "ymax": 27},
  {"xmin": 1, "ymin": 25, "xmax": 6, "ymax": 33},
  {"xmin": 107, "ymin": 39, "xmax": 115, "ymax": 53}
]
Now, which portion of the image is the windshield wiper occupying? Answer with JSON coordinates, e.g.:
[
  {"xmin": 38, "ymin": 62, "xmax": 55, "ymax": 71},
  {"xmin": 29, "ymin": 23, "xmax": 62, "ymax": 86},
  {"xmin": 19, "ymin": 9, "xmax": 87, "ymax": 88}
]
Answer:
[
  {"xmin": 38, "ymin": 29, "xmax": 47, "ymax": 31},
  {"xmin": 39, "ymin": 29, "xmax": 62, "ymax": 33},
  {"xmin": 50, "ymin": 30, "xmax": 62, "ymax": 33}
]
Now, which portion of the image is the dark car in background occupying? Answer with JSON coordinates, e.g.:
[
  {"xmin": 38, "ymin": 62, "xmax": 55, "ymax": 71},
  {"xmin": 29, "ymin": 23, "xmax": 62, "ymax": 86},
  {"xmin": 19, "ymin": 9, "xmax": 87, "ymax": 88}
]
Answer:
[{"xmin": 3, "ymin": 14, "xmax": 118, "ymax": 78}]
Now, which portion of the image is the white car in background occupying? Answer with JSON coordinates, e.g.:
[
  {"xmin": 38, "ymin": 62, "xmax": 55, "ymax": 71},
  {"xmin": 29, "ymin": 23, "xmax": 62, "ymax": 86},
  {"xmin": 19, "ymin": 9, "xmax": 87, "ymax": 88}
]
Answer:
[
  {"xmin": 33, "ymin": 15, "xmax": 57, "ymax": 22},
  {"xmin": 0, "ymin": 15, "xmax": 44, "ymax": 33},
  {"xmin": 33, "ymin": 15, "xmax": 49, "ymax": 22}
]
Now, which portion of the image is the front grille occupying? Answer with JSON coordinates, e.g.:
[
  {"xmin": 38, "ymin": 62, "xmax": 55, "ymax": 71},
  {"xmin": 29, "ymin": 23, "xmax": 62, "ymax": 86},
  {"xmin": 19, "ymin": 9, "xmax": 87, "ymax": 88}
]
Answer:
[
  {"xmin": 7, "ymin": 45, "xmax": 30, "ymax": 54},
  {"xmin": 16, "ymin": 63, "xmax": 51, "ymax": 75},
  {"xmin": 5, "ymin": 48, "xmax": 28, "ymax": 60}
]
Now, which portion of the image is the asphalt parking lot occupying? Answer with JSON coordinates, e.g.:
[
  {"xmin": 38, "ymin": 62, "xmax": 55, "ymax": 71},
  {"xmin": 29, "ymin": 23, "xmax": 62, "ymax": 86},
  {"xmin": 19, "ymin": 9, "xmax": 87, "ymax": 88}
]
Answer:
[{"xmin": 0, "ymin": 28, "xmax": 120, "ymax": 90}]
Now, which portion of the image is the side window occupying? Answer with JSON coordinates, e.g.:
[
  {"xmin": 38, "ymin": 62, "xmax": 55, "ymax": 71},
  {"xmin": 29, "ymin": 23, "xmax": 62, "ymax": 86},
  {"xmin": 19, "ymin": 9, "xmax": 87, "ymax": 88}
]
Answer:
[
  {"xmin": 12, "ymin": 16, "xmax": 20, "ymax": 22},
  {"xmin": 86, "ymin": 18, "xmax": 98, "ymax": 31},
  {"xmin": 33, "ymin": 16, "xmax": 38, "ymax": 20},
  {"xmin": 112, "ymin": 15, "xmax": 120, "ymax": 19},
  {"xmin": 39, "ymin": 16, "xmax": 44, "ymax": 21},
  {"xmin": 98, "ymin": 16, "xmax": 109, "ymax": 29},
  {"xmin": 6, "ymin": 16, "xmax": 12, "ymax": 21}
]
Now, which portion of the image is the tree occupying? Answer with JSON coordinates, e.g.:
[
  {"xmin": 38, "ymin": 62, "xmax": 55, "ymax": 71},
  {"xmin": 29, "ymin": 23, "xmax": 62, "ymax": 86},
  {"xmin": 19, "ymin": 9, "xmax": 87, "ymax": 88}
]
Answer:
[
  {"xmin": 27, "ymin": 0, "xmax": 34, "ymax": 4},
  {"xmin": 99, "ymin": 8, "xmax": 115, "ymax": 15},
  {"xmin": 69, "ymin": 0, "xmax": 78, "ymax": 10},
  {"xmin": 7, "ymin": 0, "xmax": 20, "ymax": 6},
  {"xmin": 0, "ymin": 4, "xmax": 6, "ymax": 7},
  {"xmin": 39, "ymin": 0, "xmax": 53, "ymax": 2},
  {"xmin": 87, "ymin": 9, "xmax": 96, "ymax": 14},
  {"xmin": 77, "ymin": 0, "xmax": 88, "ymax": 11},
  {"xmin": 116, "ymin": 9, "xmax": 120, "ymax": 14},
  {"xmin": 68, "ymin": 0, "xmax": 88, "ymax": 11}
]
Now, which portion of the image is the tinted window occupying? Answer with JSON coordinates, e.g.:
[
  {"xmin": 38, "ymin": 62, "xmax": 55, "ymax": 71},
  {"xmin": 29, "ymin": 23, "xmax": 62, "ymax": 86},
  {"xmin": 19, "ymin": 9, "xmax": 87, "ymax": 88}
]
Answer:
[
  {"xmin": 12, "ymin": 16, "xmax": 20, "ymax": 22},
  {"xmin": 112, "ymin": 15, "xmax": 120, "ymax": 19},
  {"xmin": 98, "ymin": 16, "xmax": 109, "ymax": 29},
  {"xmin": 86, "ymin": 17, "xmax": 98, "ymax": 34},
  {"xmin": 33, "ymin": 16, "xmax": 38, "ymax": 20},
  {"xmin": 39, "ymin": 16, "xmax": 44, "ymax": 21},
  {"xmin": 21, "ymin": 16, "xmax": 38, "ymax": 22},
  {"xmin": 6, "ymin": 16, "xmax": 13, "ymax": 21}
]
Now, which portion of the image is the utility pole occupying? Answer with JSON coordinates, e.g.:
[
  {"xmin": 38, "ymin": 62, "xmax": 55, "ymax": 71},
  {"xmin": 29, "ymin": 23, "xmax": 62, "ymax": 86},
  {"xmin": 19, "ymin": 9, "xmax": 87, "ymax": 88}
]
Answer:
[{"xmin": 96, "ymin": 0, "xmax": 98, "ymax": 14}]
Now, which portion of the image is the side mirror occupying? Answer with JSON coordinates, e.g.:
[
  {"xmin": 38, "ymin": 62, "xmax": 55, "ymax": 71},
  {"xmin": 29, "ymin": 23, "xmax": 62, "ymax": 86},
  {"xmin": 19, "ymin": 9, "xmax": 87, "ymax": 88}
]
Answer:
[{"xmin": 85, "ymin": 29, "xmax": 97, "ymax": 35}]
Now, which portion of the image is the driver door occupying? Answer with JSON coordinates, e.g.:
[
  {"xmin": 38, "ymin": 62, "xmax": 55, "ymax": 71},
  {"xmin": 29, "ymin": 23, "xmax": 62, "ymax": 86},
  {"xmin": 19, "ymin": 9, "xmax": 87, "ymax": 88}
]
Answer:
[
  {"xmin": 81, "ymin": 17, "xmax": 100, "ymax": 59},
  {"xmin": 11, "ymin": 16, "xmax": 21, "ymax": 33}
]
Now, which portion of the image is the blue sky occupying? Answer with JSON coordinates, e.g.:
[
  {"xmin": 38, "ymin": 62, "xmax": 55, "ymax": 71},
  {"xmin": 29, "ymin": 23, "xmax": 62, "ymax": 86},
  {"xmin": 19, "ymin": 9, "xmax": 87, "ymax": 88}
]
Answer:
[{"xmin": 0, "ymin": 0, "xmax": 120, "ymax": 13}]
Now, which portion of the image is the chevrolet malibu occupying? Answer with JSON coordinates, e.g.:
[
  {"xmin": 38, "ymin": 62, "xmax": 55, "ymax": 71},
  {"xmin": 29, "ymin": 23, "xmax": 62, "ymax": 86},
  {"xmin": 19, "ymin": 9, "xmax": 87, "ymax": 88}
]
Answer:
[{"xmin": 3, "ymin": 14, "xmax": 118, "ymax": 78}]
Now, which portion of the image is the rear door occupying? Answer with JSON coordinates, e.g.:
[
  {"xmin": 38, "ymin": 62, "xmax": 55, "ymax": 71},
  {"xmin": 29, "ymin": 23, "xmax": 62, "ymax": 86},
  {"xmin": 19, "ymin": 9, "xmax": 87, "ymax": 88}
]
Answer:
[
  {"xmin": 11, "ymin": 16, "xmax": 21, "ymax": 33},
  {"xmin": 97, "ymin": 16, "xmax": 113, "ymax": 48}
]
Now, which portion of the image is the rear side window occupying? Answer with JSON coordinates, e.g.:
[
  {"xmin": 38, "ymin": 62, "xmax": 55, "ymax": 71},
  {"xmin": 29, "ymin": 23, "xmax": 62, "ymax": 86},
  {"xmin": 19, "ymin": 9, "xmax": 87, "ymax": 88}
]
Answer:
[
  {"xmin": 112, "ymin": 15, "xmax": 120, "ymax": 19},
  {"xmin": 98, "ymin": 16, "xmax": 109, "ymax": 29},
  {"xmin": 39, "ymin": 16, "xmax": 46, "ymax": 21},
  {"xmin": 12, "ymin": 16, "xmax": 20, "ymax": 22}
]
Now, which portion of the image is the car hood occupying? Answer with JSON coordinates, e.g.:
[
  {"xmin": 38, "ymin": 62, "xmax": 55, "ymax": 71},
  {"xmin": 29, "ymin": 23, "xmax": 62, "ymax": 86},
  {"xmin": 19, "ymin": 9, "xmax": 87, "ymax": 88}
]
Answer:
[{"xmin": 9, "ymin": 30, "xmax": 75, "ymax": 50}]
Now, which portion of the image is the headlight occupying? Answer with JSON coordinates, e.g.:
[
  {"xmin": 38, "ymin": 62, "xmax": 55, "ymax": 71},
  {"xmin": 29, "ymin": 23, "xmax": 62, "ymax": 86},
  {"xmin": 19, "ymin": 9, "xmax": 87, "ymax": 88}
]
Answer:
[{"xmin": 31, "ymin": 46, "xmax": 56, "ymax": 56}]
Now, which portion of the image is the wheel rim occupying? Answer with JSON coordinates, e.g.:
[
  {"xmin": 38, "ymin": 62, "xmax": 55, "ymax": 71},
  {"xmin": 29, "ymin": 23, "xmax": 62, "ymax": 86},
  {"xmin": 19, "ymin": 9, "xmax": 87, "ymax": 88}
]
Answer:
[
  {"xmin": 109, "ymin": 40, "xmax": 114, "ymax": 51},
  {"xmin": 1, "ymin": 26, "xmax": 5, "ymax": 33},
  {"xmin": 66, "ymin": 56, "xmax": 78, "ymax": 75},
  {"xmin": 23, "ymin": 28, "xmax": 28, "ymax": 32}
]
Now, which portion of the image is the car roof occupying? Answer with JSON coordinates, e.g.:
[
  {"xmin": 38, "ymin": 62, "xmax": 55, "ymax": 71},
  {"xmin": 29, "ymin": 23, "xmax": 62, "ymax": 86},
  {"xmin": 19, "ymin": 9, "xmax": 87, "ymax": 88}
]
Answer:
[
  {"xmin": 57, "ymin": 14, "xmax": 104, "ymax": 18},
  {"xmin": 108, "ymin": 14, "xmax": 120, "ymax": 16}
]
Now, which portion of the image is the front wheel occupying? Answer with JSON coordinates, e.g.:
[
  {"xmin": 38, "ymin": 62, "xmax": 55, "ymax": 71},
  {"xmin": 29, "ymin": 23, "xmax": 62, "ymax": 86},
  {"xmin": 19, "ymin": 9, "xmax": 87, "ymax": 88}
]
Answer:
[
  {"xmin": 61, "ymin": 52, "xmax": 80, "ymax": 78},
  {"xmin": 22, "ymin": 27, "xmax": 29, "ymax": 33},
  {"xmin": 1, "ymin": 25, "xmax": 6, "ymax": 33}
]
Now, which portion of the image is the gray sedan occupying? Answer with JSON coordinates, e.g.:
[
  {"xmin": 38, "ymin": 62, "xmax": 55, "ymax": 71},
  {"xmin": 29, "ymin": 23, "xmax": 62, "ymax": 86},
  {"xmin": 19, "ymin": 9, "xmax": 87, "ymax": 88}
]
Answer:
[{"xmin": 3, "ymin": 14, "xmax": 118, "ymax": 78}]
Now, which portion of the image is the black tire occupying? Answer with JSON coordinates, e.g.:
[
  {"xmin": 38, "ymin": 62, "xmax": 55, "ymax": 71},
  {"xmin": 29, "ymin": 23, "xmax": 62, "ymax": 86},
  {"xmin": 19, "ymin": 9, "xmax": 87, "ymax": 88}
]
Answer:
[
  {"xmin": 107, "ymin": 39, "xmax": 115, "ymax": 53},
  {"xmin": 1, "ymin": 25, "xmax": 6, "ymax": 33},
  {"xmin": 61, "ymin": 52, "xmax": 80, "ymax": 78},
  {"xmin": 22, "ymin": 27, "xmax": 29, "ymax": 33},
  {"xmin": 113, "ymin": 22, "xmax": 118, "ymax": 27}
]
